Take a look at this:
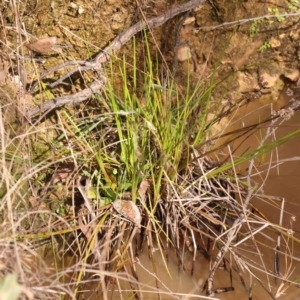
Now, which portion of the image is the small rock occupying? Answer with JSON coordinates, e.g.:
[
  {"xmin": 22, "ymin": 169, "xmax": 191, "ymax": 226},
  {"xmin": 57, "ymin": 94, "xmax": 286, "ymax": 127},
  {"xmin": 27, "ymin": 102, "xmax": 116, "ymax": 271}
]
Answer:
[
  {"xmin": 183, "ymin": 17, "xmax": 195, "ymax": 25},
  {"xmin": 177, "ymin": 46, "xmax": 191, "ymax": 62},
  {"xmin": 69, "ymin": 3, "xmax": 77, "ymax": 9},
  {"xmin": 289, "ymin": 29, "xmax": 300, "ymax": 40},
  {"xmin": 270, "ymin": 37, "xmax": 280, "ymax": 48},
  {"xmin": 283, "ymin": 69, "xmax": 300, "ymax": 82},
  {"xmin": 259, "ymin": 71, "xmax": 281, "ymax": 89},
  {"xmin": 279, "ymin": 33, "xmax": 286, "ymax": 39},
  {"xmin": 78, "ymin": 6, "xmax": 84, "ymax": 15},
  {"xmin": 237, "ymin": 72, "xmax": 259, "ymax": 93}
]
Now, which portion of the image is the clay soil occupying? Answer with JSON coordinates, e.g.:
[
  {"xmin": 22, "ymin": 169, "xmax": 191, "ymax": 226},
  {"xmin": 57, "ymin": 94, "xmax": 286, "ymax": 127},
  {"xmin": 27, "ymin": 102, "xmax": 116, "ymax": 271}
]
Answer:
[{"xmin": 1, "ymin": 0, "xmax": 300, "ymax": 111}]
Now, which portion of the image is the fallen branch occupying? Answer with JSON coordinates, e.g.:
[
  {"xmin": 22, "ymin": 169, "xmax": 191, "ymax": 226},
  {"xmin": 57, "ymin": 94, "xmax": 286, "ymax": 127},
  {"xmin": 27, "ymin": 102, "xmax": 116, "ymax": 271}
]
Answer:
[
  {"xmin": 27, "ymin": 77, "xmax": 106, "ymax": 118},
  {"xmin": 26, "ymin": 0, "xmax": 206, "ymax": 119}
]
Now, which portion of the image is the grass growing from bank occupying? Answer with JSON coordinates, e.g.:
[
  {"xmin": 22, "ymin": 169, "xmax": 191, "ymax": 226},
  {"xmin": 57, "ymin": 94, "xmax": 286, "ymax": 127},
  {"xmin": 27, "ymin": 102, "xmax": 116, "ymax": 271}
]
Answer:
[{"xmin": 1, "ymin": 31, "xmax": 300, "ymax": 300}]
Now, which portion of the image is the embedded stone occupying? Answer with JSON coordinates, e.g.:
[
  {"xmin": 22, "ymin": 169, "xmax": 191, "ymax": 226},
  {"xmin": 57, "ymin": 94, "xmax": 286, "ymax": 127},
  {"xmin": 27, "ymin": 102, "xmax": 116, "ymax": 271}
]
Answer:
[
  {"xmin": 283, "ymin": 69, "xmax": 300, "ymax": 82},
  {"xmin": 177, "ymin": 46, "xmax": 191, "ymax": 62},
  {"xmin": 270, "ymin": 37, "xmax": 280, "ymax": 48},
  {"xmin": 259, "ymin": 71, "xmax": 281, "ymax": 89},
  {"xmin": 183, "ymin": 17, "xmax": 195, "ymax": 25}
]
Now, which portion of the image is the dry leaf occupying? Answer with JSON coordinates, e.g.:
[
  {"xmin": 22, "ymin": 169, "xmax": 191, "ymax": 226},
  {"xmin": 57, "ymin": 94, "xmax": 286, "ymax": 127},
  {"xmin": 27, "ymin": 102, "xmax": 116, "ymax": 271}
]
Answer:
[
  {"xmin": 112, "ymin": 200, "xmax": 141, "ymax": 227},
  {"xmin": 26, "ymin": 37, "xmax": 57, "ymax": 54},
  {"xmin": 138, "ymin": 180, "xmax": 151, "ymax": 204}
]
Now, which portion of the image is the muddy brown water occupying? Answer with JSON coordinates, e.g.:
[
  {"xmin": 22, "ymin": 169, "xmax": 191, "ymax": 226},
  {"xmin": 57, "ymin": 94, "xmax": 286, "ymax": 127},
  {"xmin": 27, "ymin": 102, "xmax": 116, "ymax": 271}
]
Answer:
[{"xmin": 208, "ymin": 87, "xmax": 300, "ymax": 300}]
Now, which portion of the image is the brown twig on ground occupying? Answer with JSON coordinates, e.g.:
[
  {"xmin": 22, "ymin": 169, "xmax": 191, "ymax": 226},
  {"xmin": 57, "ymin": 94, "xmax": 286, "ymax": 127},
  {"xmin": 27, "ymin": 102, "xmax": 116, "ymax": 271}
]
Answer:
[
  {"xmin": 26, "ymin": 0, "xmax": 206, "ymax": 119},
  {"xmin": 26, "ymin": 77, "xmax": 106, "ymax": 118},
  {"xmin": 194, "ymin": 11, "xmax": 300, "ymax": 31}
]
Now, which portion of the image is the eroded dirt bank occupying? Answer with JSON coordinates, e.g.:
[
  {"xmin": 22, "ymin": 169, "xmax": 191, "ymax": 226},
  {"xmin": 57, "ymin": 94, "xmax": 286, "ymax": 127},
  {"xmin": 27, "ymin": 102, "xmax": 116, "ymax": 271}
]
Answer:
[{"xmin": 1, "ymin": 0, "xmax": 300, "ymax": 111}]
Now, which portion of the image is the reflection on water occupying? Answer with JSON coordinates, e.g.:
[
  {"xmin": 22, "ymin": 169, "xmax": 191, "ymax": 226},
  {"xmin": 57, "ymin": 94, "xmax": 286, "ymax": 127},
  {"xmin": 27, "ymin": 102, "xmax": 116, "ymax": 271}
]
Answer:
[
  {"xmin": 208, "ymin": 86, "xmax": 300, "ymax": 300},
  {"xmin": 249, "ymin": 111, "xmax": 300, "ymax": 300}
]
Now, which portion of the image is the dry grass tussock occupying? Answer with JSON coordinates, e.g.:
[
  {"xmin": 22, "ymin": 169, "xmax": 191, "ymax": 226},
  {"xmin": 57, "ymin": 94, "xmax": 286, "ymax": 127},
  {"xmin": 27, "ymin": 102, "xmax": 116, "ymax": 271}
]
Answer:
[{"xmin": 1, "ymin": 1, "xmax": 300, "ymax": 300}]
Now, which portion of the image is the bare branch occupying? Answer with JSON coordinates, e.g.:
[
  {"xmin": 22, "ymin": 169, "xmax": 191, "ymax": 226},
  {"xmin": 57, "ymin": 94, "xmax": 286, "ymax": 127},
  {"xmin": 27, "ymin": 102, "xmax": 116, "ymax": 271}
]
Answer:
[
  {"xmin": 26, "ymin": 0, "xmax": 206, "ymax": 118},
  {"xmin": 194, "ymin": 12, "xmax": 300, "ymax": 31}
]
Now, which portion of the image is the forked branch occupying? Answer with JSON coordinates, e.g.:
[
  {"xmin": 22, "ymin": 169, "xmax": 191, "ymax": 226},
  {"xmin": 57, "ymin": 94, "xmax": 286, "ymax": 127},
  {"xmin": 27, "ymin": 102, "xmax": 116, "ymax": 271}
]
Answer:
[{"xmin": 26, "ymin": 0, "xmax": 206, "ymax": 119}]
